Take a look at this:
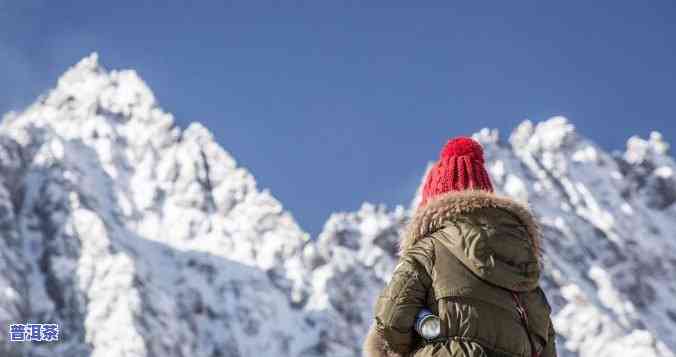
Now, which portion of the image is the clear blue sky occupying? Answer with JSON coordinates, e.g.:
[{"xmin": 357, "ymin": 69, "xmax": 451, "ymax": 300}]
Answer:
[{"xmin": 2, "ymin": 1, "xmax": 675, "ymax": 236}]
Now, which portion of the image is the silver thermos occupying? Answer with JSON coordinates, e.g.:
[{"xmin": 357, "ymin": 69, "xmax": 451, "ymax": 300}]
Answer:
[{"xmin": 415, "ymin": 308, "xmax": 441, "ymax": 340}]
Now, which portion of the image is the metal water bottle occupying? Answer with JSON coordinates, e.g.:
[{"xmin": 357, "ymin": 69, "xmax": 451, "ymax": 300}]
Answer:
[{"xmin": 415, "ymin": 308, "xmax": 441, "ymax": 340}]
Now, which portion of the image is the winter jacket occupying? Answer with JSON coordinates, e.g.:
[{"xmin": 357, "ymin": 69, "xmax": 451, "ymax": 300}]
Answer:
[{"xmin": 364, "ymin": 190, "xmax": 557, "ymax": 357}]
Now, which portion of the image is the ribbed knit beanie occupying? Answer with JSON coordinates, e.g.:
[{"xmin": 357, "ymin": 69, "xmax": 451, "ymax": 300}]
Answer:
[{"xmin": 420, "ymin": 137, "xmax": 494, "ymax": 206}]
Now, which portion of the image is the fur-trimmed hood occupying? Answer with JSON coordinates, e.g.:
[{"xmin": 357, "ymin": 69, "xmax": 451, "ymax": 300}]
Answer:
[{"xmin": 401, "ymin": 190, "xmax": 541, "ymax": 260}]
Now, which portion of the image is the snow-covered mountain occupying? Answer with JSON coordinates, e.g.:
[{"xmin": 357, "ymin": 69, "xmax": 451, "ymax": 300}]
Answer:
[{"xmin": 1, "ymin": 54, "xmax": 675, "ymax": 357}]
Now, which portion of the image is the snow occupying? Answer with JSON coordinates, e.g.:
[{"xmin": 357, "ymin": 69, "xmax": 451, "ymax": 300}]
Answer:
[
  {"xmin": 655, "ymin": 166, "xmax": 673, "ymax": 178},
  {"xmin": 504, "ymin": 174, "xmax": 528, "ymax": 203},
  {"xmin": 1, "ymin": 55, "xmax": 675, "ymax": 357},
  {"xmin": 625, "ymin": 131, "xmax": 671, "ymax": 164}
]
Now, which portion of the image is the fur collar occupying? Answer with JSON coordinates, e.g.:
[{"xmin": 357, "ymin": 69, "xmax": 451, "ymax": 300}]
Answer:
[{"xmin": 401, "ymin": 190, "xmax": 541, "ymax": 259}]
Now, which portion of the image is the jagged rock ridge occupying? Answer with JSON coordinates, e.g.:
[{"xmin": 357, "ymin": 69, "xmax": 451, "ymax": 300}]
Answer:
[{"xmin": 1, "ymin": 55, "xmax": 675, "ymax": 357}]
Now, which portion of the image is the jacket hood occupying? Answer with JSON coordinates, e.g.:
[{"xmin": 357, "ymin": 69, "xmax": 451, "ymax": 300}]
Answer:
[{"xmin": 401, "ymin": 190, "xmax": 542, "ymax": 261}]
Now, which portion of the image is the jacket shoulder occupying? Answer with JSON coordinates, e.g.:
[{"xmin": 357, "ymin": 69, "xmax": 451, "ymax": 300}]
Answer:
[{"xmin": 400, "ymin": 235, "xmax": 435, "ymax": 273}]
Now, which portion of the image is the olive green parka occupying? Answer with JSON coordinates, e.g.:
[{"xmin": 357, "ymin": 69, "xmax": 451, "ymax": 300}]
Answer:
[{"xmin": 364, "ymin": 190, "xmax": 557, "ymax": 357}]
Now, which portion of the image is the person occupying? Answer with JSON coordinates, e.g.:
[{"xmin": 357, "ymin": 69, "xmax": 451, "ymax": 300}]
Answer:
[{"xmin": 364, "ymin": 137, "xmax": 557, "ymax": 357}]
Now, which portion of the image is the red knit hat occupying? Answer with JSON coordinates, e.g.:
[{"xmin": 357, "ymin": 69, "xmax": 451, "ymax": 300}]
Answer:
[{"xmin": 420, "ymin": 137, "xmax": 494, "ymax": 206}]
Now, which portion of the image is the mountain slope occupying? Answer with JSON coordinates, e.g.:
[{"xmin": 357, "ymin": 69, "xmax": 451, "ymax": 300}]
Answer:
[
  {"xmin": 1, "ymin": 55, "xmax": 675, "ymax": 357},
  {"xmin": 0, "ymin": 54, "xmax": 314, "ymax": 357}
]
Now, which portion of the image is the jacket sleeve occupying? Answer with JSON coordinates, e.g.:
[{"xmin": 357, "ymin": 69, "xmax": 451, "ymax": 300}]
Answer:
[{"xmin": 374, "ymin": 239, "xmax": 434, "ymax": 355}]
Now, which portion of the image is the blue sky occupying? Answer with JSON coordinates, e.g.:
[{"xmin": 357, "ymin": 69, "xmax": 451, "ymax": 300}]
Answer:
[{"xmin": 2, "ymin": 1, "xmax": 675, "ymax": 236}]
